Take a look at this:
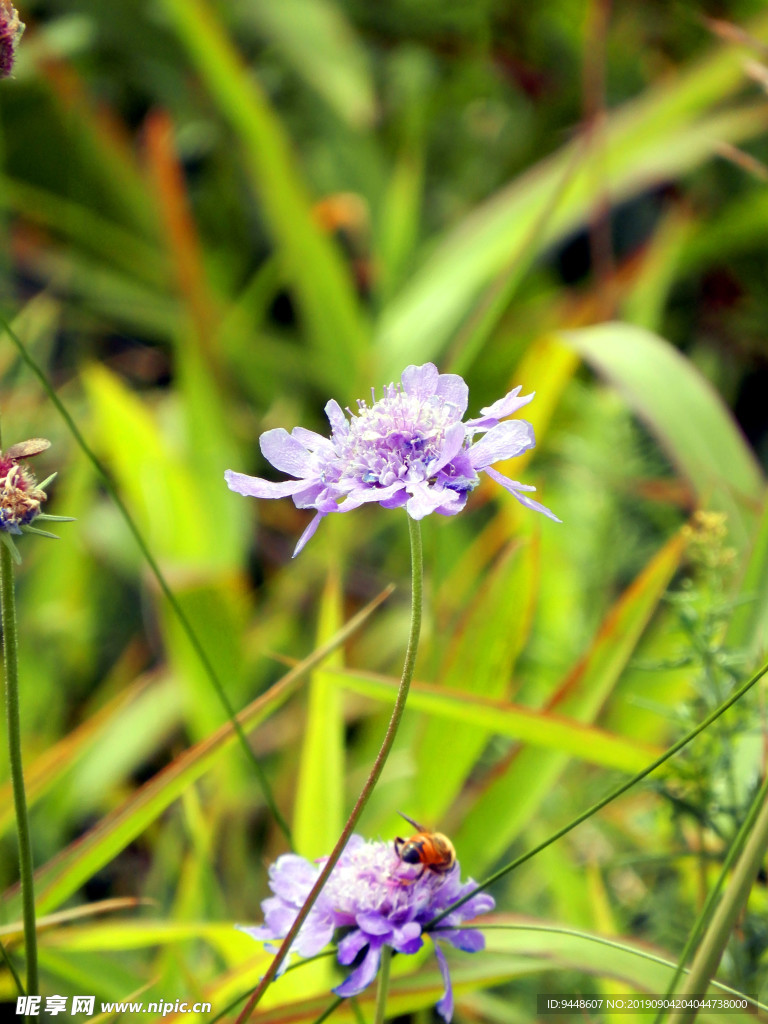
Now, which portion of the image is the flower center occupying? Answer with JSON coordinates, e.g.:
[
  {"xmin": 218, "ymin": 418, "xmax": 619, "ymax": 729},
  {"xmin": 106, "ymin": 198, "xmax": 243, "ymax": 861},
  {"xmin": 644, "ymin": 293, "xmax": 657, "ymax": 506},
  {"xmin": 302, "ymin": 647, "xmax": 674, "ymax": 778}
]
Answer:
[
  {"xmin": 337, "ymin": 388, "xmax": 459, "ymax": 488},
  {"xmin": 321, "ymin": 840, "xmax": 444, "ymax": 918}
]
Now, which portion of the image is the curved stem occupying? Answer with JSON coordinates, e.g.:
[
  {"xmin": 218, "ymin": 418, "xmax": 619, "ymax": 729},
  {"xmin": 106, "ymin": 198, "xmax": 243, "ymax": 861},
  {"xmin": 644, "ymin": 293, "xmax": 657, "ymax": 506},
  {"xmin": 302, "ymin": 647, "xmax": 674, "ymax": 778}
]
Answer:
[
  {"xmin": 373, "ymin": 945, "xmax": 393, "ymax": 1024},
  {"xmin": 1, "ymin": 541, "xmax": 38, "ymax": 995},
  {"xmin": 235, "ymin": 516, "xmax": 424, "ymax": 1023}
]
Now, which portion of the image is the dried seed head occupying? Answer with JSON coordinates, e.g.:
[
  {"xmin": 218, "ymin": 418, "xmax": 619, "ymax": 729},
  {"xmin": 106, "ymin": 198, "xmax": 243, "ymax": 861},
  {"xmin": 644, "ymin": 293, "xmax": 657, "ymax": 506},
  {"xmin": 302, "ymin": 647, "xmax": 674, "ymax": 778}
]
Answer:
[{"xmin": 0, "ymin": 444, "xmax": 47, "ymax": 534}]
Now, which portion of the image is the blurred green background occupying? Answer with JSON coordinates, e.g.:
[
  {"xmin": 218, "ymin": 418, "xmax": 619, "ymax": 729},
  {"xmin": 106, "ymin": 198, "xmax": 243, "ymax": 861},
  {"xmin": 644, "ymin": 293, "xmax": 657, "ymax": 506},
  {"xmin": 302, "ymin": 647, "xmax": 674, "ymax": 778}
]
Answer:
[{"xmin": 2, "ymin": 0, "xmax": 768, "ymax": 1019}]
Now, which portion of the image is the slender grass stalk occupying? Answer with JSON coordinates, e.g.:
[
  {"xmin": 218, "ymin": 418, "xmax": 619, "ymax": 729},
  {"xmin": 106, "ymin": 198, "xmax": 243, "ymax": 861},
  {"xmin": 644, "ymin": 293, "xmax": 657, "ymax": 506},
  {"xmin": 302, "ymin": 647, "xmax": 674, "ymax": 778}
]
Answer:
[
  {"xmin": 666, "ymin": 779, "xmax": 768, "ymax": 1024},
  {"xmin": 428, "ymin": 653, "xmax": 768, "ymax": 927},
  {"xmin": 350, "ymin": 997, "xmax": 367, "ymax": 1024},
  {"xmin": 311, "ymin": 997, "xmax": 346, "ymax": 1024},
  {"xmin": 373, "ymin": 946, "xmax": 393, "ymax": 1024},
  {"xmin": 653, "ymin": 772, "xmax": 768, "ymax": 1024},
  {"xmin": 0, "ymin": 313, "xmax": 292, "ymax": 844},
  {"xmin": 0, "ymin": 936, "xmax": 24, "ymax": 995},
  {"xmin": 234, "ymin": 517, "xmax": 424, "ymax": 1023},
  {"xmin": 1, "ymin": 541, "xmax": 38, "ymax": 995}
]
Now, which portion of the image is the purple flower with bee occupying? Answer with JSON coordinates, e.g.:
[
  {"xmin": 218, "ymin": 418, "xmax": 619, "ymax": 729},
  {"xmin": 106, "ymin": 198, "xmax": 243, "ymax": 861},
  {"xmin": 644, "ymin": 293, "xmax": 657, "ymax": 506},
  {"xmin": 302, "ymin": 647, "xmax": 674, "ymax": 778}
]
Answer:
[
  {"xmin": 241, "ymin": 833, "xmax": 494, "ymax": 1021},
  {"xmin": 225, "ymin": 362, "xmax": 559, "ymax": 556}
]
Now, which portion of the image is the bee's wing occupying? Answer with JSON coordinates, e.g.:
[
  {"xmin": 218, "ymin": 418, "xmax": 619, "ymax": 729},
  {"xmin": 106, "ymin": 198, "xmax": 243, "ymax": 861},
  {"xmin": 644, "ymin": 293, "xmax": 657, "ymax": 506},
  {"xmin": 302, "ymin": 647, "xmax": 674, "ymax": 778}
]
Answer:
[
  {"xmin": 5, "ymin": 438, "xmax": 51, "ymax": 460},
  {"xmin": 397, "ymin": 810, "xmax": 426, "ymax": 832}
]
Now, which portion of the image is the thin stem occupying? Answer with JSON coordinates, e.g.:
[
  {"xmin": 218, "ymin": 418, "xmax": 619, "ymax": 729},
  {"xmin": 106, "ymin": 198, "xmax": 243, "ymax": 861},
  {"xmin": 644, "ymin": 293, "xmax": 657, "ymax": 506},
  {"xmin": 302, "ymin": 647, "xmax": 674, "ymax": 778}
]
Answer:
[
  {"xmin": 667, "ymin": 779, "xmax": 768, "ymax": 1024},
  {"xmin": 653, "ymin": 772, "xmax": 768, "ymax": 1024},
  {"xmin": 0, "ymin": 937, "xmax": 25, "ymax": 996},
  {"xmin": 1, "ymin": 542, "xmax": 38, "ymax": 995},
  {"xmin": 235, "ymin": 516, "xmax": 424, "ymax": 1023},
  {"xmin": 427, "ymin": 652, "xmax": 768, "ymax": 928},
  {"xmin": 373, "ymin": 945, "xmax": 392, "ymax": 1024}
]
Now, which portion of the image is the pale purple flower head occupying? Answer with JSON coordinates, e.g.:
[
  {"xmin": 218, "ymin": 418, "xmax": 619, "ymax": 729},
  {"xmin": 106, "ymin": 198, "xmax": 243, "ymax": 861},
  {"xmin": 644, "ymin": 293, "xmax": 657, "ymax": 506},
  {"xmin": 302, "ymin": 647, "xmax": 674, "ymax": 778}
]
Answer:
[
  {"xmin": 225, "ymin": 362, "xmax": 559, "ymax": 555},
  {"xmin": 240, "ymin": 834, "xmax": 494, "ymax": 1021}
]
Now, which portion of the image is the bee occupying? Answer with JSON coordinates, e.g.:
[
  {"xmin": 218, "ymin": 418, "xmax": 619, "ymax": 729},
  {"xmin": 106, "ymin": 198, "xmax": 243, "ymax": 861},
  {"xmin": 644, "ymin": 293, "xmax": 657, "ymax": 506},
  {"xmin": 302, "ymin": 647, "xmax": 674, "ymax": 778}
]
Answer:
[
  {"xmin": 4, "ymin": 438, "xmax": 50, "ymax": 461},
  {"xmin": 393, "ymin": 811, "xmax": 456, "ymax": 876}
]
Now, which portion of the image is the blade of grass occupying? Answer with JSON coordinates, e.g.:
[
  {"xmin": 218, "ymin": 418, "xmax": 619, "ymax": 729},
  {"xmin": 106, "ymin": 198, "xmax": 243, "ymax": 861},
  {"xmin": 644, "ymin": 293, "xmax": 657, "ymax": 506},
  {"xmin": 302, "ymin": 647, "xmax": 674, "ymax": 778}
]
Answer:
[
  {"xmin": 243, "ymin": 0, "xmax": 376, "ymax": 129},
  {"xmin": 330, "ymin": 668, "xmax": 662, "ymax": 773},
  {"xmin": 479, "ymin": 919, "xmax": 764, "ymax": 1018},
  {"xmin": 655, "ymin": 772, "xmax": 768, "ymax": 1022},
  {"xmin": 0, "ymin": 898, "xmax": 150, "ymax": 946},
  {"xmin": 293, "ymin": 568, "xmax": 345, "ymax": 859},
  {"xmin": 667, "ymin": 779, "xmax": 768, "ymax": 1023},
  {"xmin": 561, "ymin": 322, "xmax": 764, "ymax": 550},
  {"xmin": 143, "ymin": 109, "xmax": 221, "ymax": 368}
]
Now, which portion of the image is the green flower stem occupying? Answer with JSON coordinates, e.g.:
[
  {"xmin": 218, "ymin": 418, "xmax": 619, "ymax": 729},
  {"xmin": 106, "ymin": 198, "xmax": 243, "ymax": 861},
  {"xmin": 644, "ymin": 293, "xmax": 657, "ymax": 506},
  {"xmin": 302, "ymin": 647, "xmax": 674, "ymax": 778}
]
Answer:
[
  {"xmin": 666, "ymin": 777, "xmax": 768, "ymax": 1024},
  {"xmin": 235, "ymin": 517, "xmax": 424, "ymax": 1024},
  {"xmin": 1, "ymin": 541, "xmax": 38, "ymax": 996},
  {"xmin": 654, "ymin": 771, "xmax": 768, "ymax": 1024},
  {"xmin": 374, "ymin": 945, "xmax": 393, "ymax": 1024}
]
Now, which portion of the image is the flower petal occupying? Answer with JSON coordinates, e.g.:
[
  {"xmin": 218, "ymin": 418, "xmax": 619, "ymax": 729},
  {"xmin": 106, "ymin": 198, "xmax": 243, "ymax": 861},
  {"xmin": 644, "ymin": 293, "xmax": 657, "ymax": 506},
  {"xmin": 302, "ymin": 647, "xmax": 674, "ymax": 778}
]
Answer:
[
  {"xmin": 392, "ymin": 921, "xmax": 423, "ymax": 954},
  {"xmin": 484, "ymin": 467, "xmax": 561, "ymax": 522},
  {"xmin": 433, "ymin": 941, "xmax": 454, "ymax": 1022},
  {"xmin": 333, "ymin": 941, "xmax": 382, "ymax": 997},
  {"xmin": 325, "ymin": 399, "xmax": 348, "ymax": 434},
  {"xmin": 337, "ymin": 928, "xmax": 370, "ymax": 965},
  {"xmin": 292, "ymin": 482, "xmax": 329, "ymax": 509},
  {"xmin": 356, "ymin": 911, "xmax": 394, "ymax": 936},
  {"xmin": 406, "ymin": 482, "xmax": 461, "ymax": 520},
  {"xmin": 224, "ymin": 470, "xmax": 308, "ymax": 499},
  {"xmin": 401, "ymin": 363, "xmax": 439, "ymax": 399},
  {"xmin": 294, "ymin": 915, "xmax": 335, "ymax": 957},
  {"xmin": 268, "ymin": 854, "xmax": 318, "ymax": 900},
  {"xmin": 337, "ymin": 481, "xmax": 405, "ymax": 511},
  {"xmin": 292, "ymin": 511, "xmax": 326, "ymax": 556},
  {"xmin": 468, "ymin": 420, "xmax": 535, "ymax": 469},
  {"xmin": 259, "ymin": 427, "xmax": 316, "ymax": 477},
  {"xmin": 379, "ymin": 489, "xmax": 409, "ymax": 509},
  {"xmin": 259, "ymin": 899, "xmax": 297, "ymax": 937},
  {"xmin": 465, "ymin": 385, "xmax": 535, "ymax": 430},
  {"xmin": 435, "ymin": 374, "xmax": 469, "ymax": 415},
  {"xmin": 442, "ymin": 927, "xmax": 485, "ymax": 952},
  {"xmin": 428, "ymin": 422, "xmax": 467, "ymax": 476},
  {"xmin": 292, "ymin": 426, "xmax": 334, "ymax": 454}
]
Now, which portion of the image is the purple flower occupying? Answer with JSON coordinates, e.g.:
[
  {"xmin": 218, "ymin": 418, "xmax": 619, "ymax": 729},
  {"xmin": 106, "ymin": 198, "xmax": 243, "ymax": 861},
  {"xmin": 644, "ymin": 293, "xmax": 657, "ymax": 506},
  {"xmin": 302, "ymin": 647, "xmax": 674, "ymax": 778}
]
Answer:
[
  {"xmin": 225, "ymin": 362, "xmax": 559, "ymax": 556},
  {"xmin": 240, "ymin": 834, "xmax": 495, "ymax": 1021}
]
